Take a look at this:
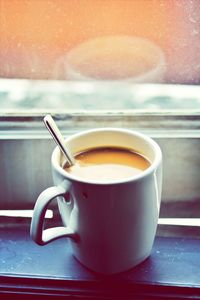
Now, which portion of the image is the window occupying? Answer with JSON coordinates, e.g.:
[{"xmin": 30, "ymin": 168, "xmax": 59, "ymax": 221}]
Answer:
[{"xmin": 0, "ymin": 1, "xmax": 200, "ymax": 298}]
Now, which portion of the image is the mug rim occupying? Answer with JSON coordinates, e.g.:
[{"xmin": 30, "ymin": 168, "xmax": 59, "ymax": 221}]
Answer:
[{"xmin": 52, "ymin": 128, "xmax": 162, "ymax": 185}]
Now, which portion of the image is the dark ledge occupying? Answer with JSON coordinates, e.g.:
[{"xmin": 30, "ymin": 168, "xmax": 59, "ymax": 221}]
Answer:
[{"xmin": 0, "ymin": 227, "xmax": 200, "ymax": 299}]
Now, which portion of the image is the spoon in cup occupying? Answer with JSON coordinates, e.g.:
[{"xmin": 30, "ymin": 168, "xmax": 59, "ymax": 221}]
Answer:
[{"xmin": 44, "ymin": 114, "xmax": 75, "ymax": 167}]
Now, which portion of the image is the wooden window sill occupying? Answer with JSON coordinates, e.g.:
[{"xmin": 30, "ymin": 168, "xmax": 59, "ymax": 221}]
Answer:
[{"xmin": 0, "ymin": 226, "xmax": 200, "ymax": 299}]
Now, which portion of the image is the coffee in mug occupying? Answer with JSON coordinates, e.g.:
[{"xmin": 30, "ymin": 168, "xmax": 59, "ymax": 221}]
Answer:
[{"xmin": 64, "ymin": 147, "xmax": 150, "ymax": 181}]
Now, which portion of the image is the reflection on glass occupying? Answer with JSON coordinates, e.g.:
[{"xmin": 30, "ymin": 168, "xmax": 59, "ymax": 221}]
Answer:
[{"xmin": 61, "ymin": 35, "xmax": 166, "ymax": 83}]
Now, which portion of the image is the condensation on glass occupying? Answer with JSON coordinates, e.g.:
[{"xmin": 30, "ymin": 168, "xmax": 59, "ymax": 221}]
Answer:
[{"xmin": 0, "ymin": 0, "xmax": 199, "ymax": 84}]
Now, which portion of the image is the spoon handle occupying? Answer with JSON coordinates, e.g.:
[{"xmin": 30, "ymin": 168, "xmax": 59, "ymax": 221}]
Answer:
[{"xmin": 44, "ymin": 115, "xmax": 75, "ymax": 167}]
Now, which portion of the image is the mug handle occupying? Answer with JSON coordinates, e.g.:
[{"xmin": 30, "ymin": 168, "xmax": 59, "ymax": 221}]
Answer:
[{"xmin": 30, "ymin": 185, "xmax": 77, "ymax": 245}]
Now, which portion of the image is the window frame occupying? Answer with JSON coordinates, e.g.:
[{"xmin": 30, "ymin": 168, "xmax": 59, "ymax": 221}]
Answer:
[{"xmin": 0, "ymin": 110, "xmax": 200, "ymax": 206}]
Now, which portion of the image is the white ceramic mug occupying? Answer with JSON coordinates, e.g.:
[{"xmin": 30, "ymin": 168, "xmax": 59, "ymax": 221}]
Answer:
[{"xmin": 30, "ymin": 128, "xmax": 162, "ymax": 275}]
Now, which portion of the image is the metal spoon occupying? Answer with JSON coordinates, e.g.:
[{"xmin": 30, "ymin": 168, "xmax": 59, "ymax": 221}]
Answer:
[{"xmin": 44, "ymin": 114, "xmax": 75, "ymax": 167}]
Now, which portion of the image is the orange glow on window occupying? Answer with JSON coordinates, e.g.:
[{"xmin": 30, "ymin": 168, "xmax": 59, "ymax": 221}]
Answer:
[{"xmin": 0, "ymin": 0, "xmax": 199, "ymax": 83}]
